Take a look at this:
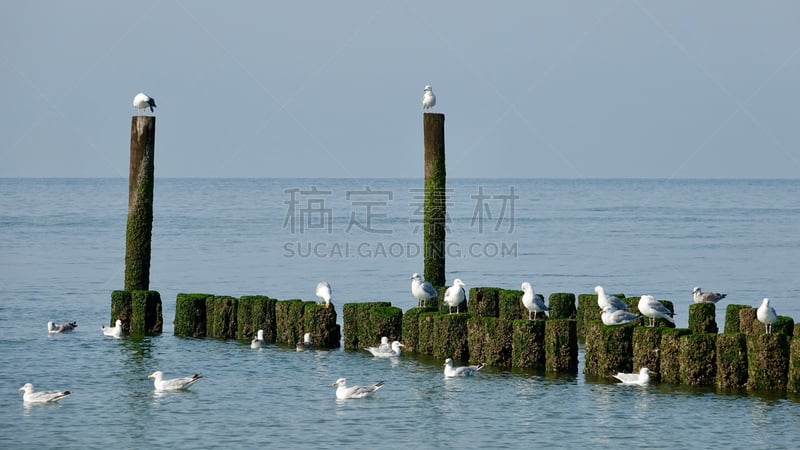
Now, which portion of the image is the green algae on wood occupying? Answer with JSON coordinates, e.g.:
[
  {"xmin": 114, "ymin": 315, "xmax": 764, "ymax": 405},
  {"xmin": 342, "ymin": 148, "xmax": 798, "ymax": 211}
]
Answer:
[
  {"xmin": 469, "ymin": 287, "xmax": 501, "ymax": 318},
  {"xmin": 633, "ymin": 327, "xmax": 662, "ymax": 381},
  {"xmin": 417, "ymin": 311, "xmax": 438, "ymax": 355},
  {"xmin": 131, "ymin": 290, "xmax": 162, "ymax": 335},
  {"xmin": 512, "ymin": 319, "xmax": 546, "ymax": 368},
  {"xmin": 342, "ymin": 302, "xmax": 397, "ymax": 350},
  {"xmin": 236, "ymin": 295, "xmax": 276, "ymax": 343},
  {"xmin": 174, "ymin": 293, "xmax": 212, "ymax": 337},
  {"xmin": 303, "ymin": 303, "xmax": 341, "ymax": 349},
  {"xmin": 402, "ymin": 307, "xmax": 435, "ymax": 353},
  {"xmin": 275, "ymin": 299, "xmax": 306, "ymax": 345},
  {"xmin": 111, "ymin": 290, "xmax": 133, "ymax": 333},
  {"xmin": 467, "ymin": 317, "xmax": 513, "ymax": 366},
  {"xmin": 207, "ymin": 295, "xmax": 238, "ymax": 339},
  {"xmin": 724, "ymin": 304, "xmax": 751, "ymax": 333},
  {"xmin": 679, "ymin": 334, "xmax": 717, "ymax": 386},
  {"xmin": 716, "ymin": 333, "xmax": 748, "ymax": 390},
  {"xmin": 548, "ymin": 293, "xmax": 576, "ymax": 320},
  {"xmin": 124, "ymin": 116, "xmax": 156, "ymax": 292},
  {"xmin": 689, "ymin": 303, "xmax": 718, "ymax": 335},
  {"xmin": 746, "ymin": 333, "xmax": 789, "ymax": 391},
  {"xmin": 434, "ymin": 314, "xmax": 469, "ymax": 361},
  {"xmin": 499, "ymin": 289, "xmax": 525, "ymax": 321},
  {"xmin": 423, "ymin": 112, "xmax": 446, "ymax": 287},
  {"xmin": 583, "ymin": 322, "xmax": 634, "ymax": 378},
  {"xmin": 545, "ymin": 319, "xmax": 578, "ymax": 373},
  {"xmin": 788, "ymin": 337, "xmax": 800, "ymax": 394},
  {"xmin": 659, "ymin": 328, "xmax": 691, "ymax": 384}
]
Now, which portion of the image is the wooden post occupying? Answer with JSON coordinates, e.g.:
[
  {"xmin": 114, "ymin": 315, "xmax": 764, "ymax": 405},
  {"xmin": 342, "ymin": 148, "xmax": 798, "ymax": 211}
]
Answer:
[
  {"xmin": 125, "ymin": 116, "xmax": 156, "ymax": 291},
  {"xmin": 423, "ymin": 113, "xmax": 446, "ymax": 287}
]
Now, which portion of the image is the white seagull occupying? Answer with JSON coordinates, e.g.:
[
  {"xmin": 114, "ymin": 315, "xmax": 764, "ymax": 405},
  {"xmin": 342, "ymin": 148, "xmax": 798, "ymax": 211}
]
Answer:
[
  {"xmin": 443, "ymin": 358, "xmax": 486, "ymax": 377},
  {"xmin": 296, "ymin": 332, "xmax": 312, "ymax": 351},
  {"xmin": 521, "ymin": 282, "xmax": 549, "ymax": 320},
  {"xmin": 638, "ymin": 295, "xmax": 675, "ymax": 327},
  {"xmin": 147, "ymin": 371, "xmax": 202, "ymax": 391},
  {"xmin": 251, "ymin": 329, "xmax": 264, "ymax": 349},
  {"xmin": 422, "ymin": 85, "xmax": 436, "ymax": 110},
  {"xmin": 47, "ymin": 321, "xmax": 78, "ymax": 334},
  {"xmin": 102, "ymin": 319, "xmax": 123, "ymax": 338},
  {"xmin": 315, "ymin": 281, "xmax": 332, "ymax": 308},
  {"xmin": 613, "ymin": 367, "xmax": 650, "ymax": 386},
  {"xmin": 19, "ymin": 383, "xmax": 71, "ymax": 403},
  {"xmin": 595, "ymin": 286, "xmax": 629, "ymax": 311},
  {"xmin": 133, "ymin": 92, "xmax": 156, "ymax": 114},
  {"xmin": 444, "ymin": 279, "xmax": 466, "ymax": 314},
  {"xmin": 692, "ymin": 286, "xmax": 726, "ymax": 304},
  {"xmin": 332, "ymin": 378, "xmax": 385, "ymax": 399},
  {"xmin": 411, "ymin": 273, "xmax": 438, "ymax": 307},
  {"xmin": 757, "ymin": 298, "xmax": 778, "ymax": 334},
  {"xmin": 601, "ymin": 306, "xmax": 642, "ymax": 326},
  {"xmin": 365, "ymin": 340, "xmax": 404, "ymax": 358}
]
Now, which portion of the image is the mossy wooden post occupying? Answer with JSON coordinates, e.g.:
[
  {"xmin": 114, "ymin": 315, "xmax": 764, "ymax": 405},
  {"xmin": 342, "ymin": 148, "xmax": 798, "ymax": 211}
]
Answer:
[
  {"xmin": 469, "ymin": 287, "xmax": 500, "ymax": 318},
  {"xmin": 548, "ymin": 293, "xmax": 576, "ymax": 320},
  {"xmin": 499, "ymin": 289, "xmax": 525, "ymax": 320},
  {"xmin": 236, "ymin": 295, "xmax": 277, "ymax": 343},
  {"xmin": 716, "ymin": 333, "xmax": 748, "ymax": 390},
  {"xmin": 207, "ymin": 295, "xmax": 238, "ymax": 339},
  {"xmin": 342, "ymin": 302, "xmax": 396, "ymax": 350},
  {"xmin": 512, "ymin": 319, "xmax": 546, "ymax": 368},
  {"xmin": 276, "ymin": 300, "xmax": 306, "ymax": 345},
  {"xmin": 434, "ymin": 314, "xmax": 469, "ymax": 361},
  {"xmin": 746, "ymin": 333, "xmax": 789, "ymax": 390},
  {"xmin": 417, "ymin": 311, "xmax": 438, "ymax": 355},
  {"xmin": 584, "ymin": 322, "xmax": 634, "ymax": 378},
  {"xmin": 423, "ymin": 112, "xmax": 446, "ymax": 287},
  {"xmin": 633, "ymin": 327, "xmax": 662, "ymax": 381},
  {"xmin": 679, "ymin": 334, "xmax": 717, "ymax": 386},
  {"xmin": 303, "ymin": 303, "xmax": 341, "ymax": 349},
  {"xmin": 174, "ymin": 293, "xmax": 212, "ymax": 337},
  {"xmin": 576, "ymin": 294, "xmax": 598, "ymax": 340},
  {"xmin": 125, "ymin": 115, "xmax": 156, "ymax": 292},
  {"xmin": 402, "ymin": 307, "xmax": 434, "ymax": 353},
  {"xmin": 131, "ymin": 290, "xmax": 162, "ymax": 335},
  {"xmin": 689, "ymin": 303, "xmax": 718, "ymax": 334},
  {"xmin": 545, "ymin": 319, "xmax": 578, "ymax": 373},
  {"xmin": 467, "ymin": 317, "xmax": 513, "ymax": 366},
  {"xmin": 724, "ymin": 304, "xmax": 751, "ymax": 333},
  {"xmin": 110, "ymin": 290, "xmax": 133, "ymax": 334},
  {"xmin": 788, "ymin": 337, "xmax": 800, "ymax": 394},
  {"xmin": 659, "ymin": 328, "xmax": 691, "ymax": 384}
]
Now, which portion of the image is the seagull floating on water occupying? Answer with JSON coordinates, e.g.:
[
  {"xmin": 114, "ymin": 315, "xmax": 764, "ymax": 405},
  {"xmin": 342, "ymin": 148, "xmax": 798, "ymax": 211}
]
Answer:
[
  {"xmin": 422, "ymin": 85, "xmax": 436, "ymax": 110},
  {"xmin": 147, "ymin": 371, "xmax": 202, "ymax": 391},
  {"xmin": 102, "ymin": 319, "xmax": 122, "ymax": 338},
  {"xmin": 444, "ymin": 279, "xmax": 466, "ymax": 314},
  {"xmin": 692, "ymin": 286, "xmax": 726, "ymax": 304},
  {"xmin": 521, "ymin": 281, "xmax": 549, "ymax": 320},
  {"xmin": 296, "ymin": 332, "xmax": 312, "ymax": 351},
  {"xmin": 19, "ymin": 383, "xmax": 71, "ymax": 403},
  {"xmin": 638, "ymin": 295, "xmax": 675, "ymax": 327},
  {"xmin": 757, "ymin": 298, "xmax": 778, "ymax": 334},
  {"xmin": 315, "ymin": 281, "xmax": 331, "ymax": 308},
  {"xmin": 411, "ymin": 273, "xmax": 438, "ymax": 308},
  {"xmin": 251, "ymin": 329, "xmax": 264, "ymax": 349},
  {"xmin": 133, "ymin": 92, "xmax": 156, "ymax": 114},
  {"xmin": 595, "ymin": 286, "xmax": 629, "ymax": 311},
  {"xmin": 443, "ymin": 358, "xmax": 485, "ymax": 377},
  {"xmin": 48, "ymin": 321, "xmax": 78, "ymax": 334},
  {"xmin": 601, "ymin": 306, "xmax": 642, "ymax": 326},
  {"xmin": 613, "ymin": 367, "xmax": 650, "ymax": 386},
  {"xmin": 332, "ymin": 378, "xmax": 385, "ymax": 399},
  {"xmin": 365, "ymin": 340, "xmax": 404, "ymax": 358}
]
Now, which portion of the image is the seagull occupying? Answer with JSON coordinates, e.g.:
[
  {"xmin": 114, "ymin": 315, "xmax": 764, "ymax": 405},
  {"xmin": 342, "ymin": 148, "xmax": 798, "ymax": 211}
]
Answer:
[
  {"xmin": 411, "ymin": 273, "xmax": 438, "ymax": 307},
  {"xmin": 613, "ymin": 368, "xmax": 650, "ymax": 386},
  {"xmin": 315, "ymin": 281, "xmax": 331, "ymax": 308},
  {"xmin": 47, "ymin": 321, "xmax": 78, "ymax": 334},
  {"xmin": 251, "ymin": 329, "xmax": 264, "ymax": 349},
  {"xmin": 147, "ymin": 371, "xmax": 202, "ymax": 391},
  {"xmin": 444, "ymin": 279, "xmax": 466, "ymax": 314},
  {"xmin": 638, "ymin": 295, "xmax": 675, "ymax": 327},
  {"xmin": 595, "ymin": 286, "xmax": 629, "ymax": 311},
  {"xmin": 133, "ymin": 92, "xmax": 156, "ymax": 114},
  {"xmin": 365, "ymin": 340, "xmax": 404, "ymax": 358},
  {"xmin": 692, "ymin": 286, "xmax": 726, "ymax": 304},
  {"xmin": 601, "ymin": 306, "xmax": 642, "ymax": 326},
  {"xmin": 757, "ymin": 298, "xmax": 778, "ymax": 334},
  {"xmin": 521, "ymin": 281, "xmax": 549, "ymax": 320},
  {"xmin": 19, "ymin": 383, "xmax": 71, "ymax": 403},
  {"xmin": 422, "ymin": 85, "xmax": 436, "ymax": 110},
  {"xmin": 102, "ymin": 319, "xmax": 122, "ymax": 338},
  {"xmin": 443, "ymin": 358, "xmax": 485, "ymax": 377},
  {"xmin": 332, "ymin": 378, "xmax": 385, "ymax": 399},
  {"xmin": 296, "ymin": 332, "xmax": 312, "ymax": 351}
]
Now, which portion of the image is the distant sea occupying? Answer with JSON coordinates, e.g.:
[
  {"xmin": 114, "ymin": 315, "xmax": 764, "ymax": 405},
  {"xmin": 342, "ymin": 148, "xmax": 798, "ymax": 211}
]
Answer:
[{"xmin": 1, "ymin": 178, "xmax": 799, "ymax": 449}]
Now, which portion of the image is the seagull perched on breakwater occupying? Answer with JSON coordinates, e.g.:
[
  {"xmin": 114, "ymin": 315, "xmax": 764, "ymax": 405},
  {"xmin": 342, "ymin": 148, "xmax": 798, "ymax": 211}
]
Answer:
[
  {"xmin": 411, "ymin": 273, "xmax": 438, "ymax": 307},
  {"xmin": 757, "ymin": 298, "xmax": 778, "ymax": 334},
  {"xmin": 315, "ymin": 281, "xmax": 331, "ymax": 308},
  {"xmin": 601, "ymin": 305, "xmax": 642, "ymax": 326},
  {"xmin": 692, "ymin": 286, "xmax": 726, "ymax": 304},
  {"xmin": 443, "ymin": 358, "xmax": 485, "ymax": 377},
  {"xmin": 332, "ymin": 378, "xmax": 385, "ymax": 399},
  {"xmin": 595, "ymin": 286, "xmax": 629, "ymax": 311},
  {"xmin": 638, "ymin": 295, "xmax": 675, "ymax": 327},
  {"xmin": 613, "ymin": 368, "xmax": 650, "ymax": 386},
  {"xmin": 444, "ymin": 279, "xmax": 466, "ymax": 314},
  {"xmin": 521, "ymin": 281, "xmax": 549, "ymax": 320},
  {"xmin": 422, "ymin": 85, "xmax": 436, "ymax": 110},
  {"xmin": 133, "ymin": 93, "xmax": 156, "ymax": 114}
]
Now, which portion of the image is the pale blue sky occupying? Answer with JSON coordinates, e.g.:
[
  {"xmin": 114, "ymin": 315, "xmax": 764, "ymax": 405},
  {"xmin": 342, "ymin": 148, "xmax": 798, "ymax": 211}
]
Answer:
[{"xmin": 3, "ymin": 1, "xmax": 799, "ymax": 178}]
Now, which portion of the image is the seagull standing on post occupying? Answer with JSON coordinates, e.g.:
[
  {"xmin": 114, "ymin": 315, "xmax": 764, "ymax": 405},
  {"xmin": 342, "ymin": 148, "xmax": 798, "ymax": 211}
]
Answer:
[
  {"xmin": 133, "ymin": 93, "xmax": 157, "ymax": 114},
  {"xmin": 422, "ymin": 85, "xmax": 436, "ymax": 110},
  {"xmin": 411, "ymin": 273, "xmax": 438, "ymax": 307}
]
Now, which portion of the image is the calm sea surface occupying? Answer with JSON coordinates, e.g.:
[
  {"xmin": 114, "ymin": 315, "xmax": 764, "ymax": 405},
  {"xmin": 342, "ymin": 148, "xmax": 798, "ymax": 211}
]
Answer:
[{"xmin": 1, "ymin": 178, "xmax": 799, "ymax": 449}]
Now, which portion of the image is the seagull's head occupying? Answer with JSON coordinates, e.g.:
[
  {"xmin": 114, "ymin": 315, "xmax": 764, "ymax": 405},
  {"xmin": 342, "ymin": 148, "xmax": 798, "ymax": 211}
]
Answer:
[
  {"xmin": 411, "ymin": 273, "xmax": 421, "ymax": 281},
  {"xmin": 444, "ymin": 358, "xmax": 453, "ymax": 366},
  {"xmin": 424, "ymin": 85, "xmax": 432, "ymax": 92},
  {"xmin": 692, "ymin": 286, "xmax": 701, "ymax": 294},
  {"xmin": 115, "ymin": 319, "xmax": 122, "ymax": 326},
  {"xmin": 594, "ymin": 286, "xmax": 604, "ymax": 295},
  {"xmin": 20, "ymin": 383, "xmax": 33, "ymax": 392},
  {"xmin": 453, "ymin": 279, "xmax": 465, "ymax": 287},
  {"xmin": 147, "ymin": 371, "xmax": 163, "ymax": 380},
  {"xmin": 332, "ymin": 378, "xmax": 346, "ymax": 387},
  {"xmin": 521, "ymin": 282, "xmax": 532, "ymax": 292},
  {"xmin": 640, "ymin": 368, "xmax": 650, "ymax": 375}
]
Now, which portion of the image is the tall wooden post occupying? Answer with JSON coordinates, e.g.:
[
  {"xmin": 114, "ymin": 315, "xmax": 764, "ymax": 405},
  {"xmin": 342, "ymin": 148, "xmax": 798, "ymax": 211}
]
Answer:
[
  {"xmin": 125, "ymin": 116, "xmax": 156, "ymax": 290},
  {"xmin": 423, "ymin": 112, "xmax": 446, "ymax": 287}
]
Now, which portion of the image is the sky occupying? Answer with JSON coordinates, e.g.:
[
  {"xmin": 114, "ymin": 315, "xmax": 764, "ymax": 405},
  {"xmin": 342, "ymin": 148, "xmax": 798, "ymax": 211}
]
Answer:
[{"xmin": 2, "ymin": 1, "xmax": 799, "ymax": 179}]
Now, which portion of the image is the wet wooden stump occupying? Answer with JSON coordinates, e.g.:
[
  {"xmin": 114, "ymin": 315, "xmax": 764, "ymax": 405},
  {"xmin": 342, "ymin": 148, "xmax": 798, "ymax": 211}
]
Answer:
[
  {"xmin": 679, "ymin": 334, "xmax": 717, "ymax": 386},
  {"xmin": 512, "ymin": 319, "xmax": 546, "ymax": 368},
  {"xmin": 545, "ymin": 319, "xmax": 578, "ymax": 373},
  {"xmin": 275, "ymin": 300, "xmax": 306, "ymax": 345},
  {"xmin": 207, "ymin": 295, "xmax": 238, "ymax": 339},
  {"xmin": 724, "ymin": 304, "xmax": 751, "ymax": 333},
  {"xmin": 548, "ymin": 293, "xmax": 576, "ymax": 320},
  {"xmin": 788, "ymin": 337, "xmax": 800, "ymax": 394},
  {"xmin": 659, "ymin": 328, "xmax": 691, "ymax": 384},
  {"xmin": 402, "ymin": 306, "xmax": 435, "ymax": 353},
  {"xmin": 469, "ymin": 287, "xmax": 501, "ymax": 318},
  {"xmin": 746, "ymin": 333, "xmax": 789, "ymax": 391},
  {"xmin": 689, "ymin": 303, "xmax": 718, "ymax": 334},
  {"xmin": 423, "ymin": 112, "xmax": 446, "ymax": 287},
  {"xmin": 499, "ymin": 289, "xmax": 525, "ymax": 320},
  {"xmin": 716, "ymin": 333, "xmax": 748, "ymax": 390},
  {"xmin": 417, "ymin": 311, "xmax": 438, "ymax": 355},
  {"xmin": 174, "ymin": 293, "xmax": 212, "ymax": 337},
  {"xmin": 633, "ymin": 327, "xmax": 662, "ymax": 382},
  {"xmin": 303, "ymin": 303, "xmax": 341, "ymax": 349},
  {"xmin": 342, "ymin": 302, "xmax": 401, "ymax": 350},
  {"xmin": 110, "ymin": 290, "xmax": 133, "ymax": 334},
  {"xmin": 131, "ymin": 290, "xmax": 162, "ymax": 335},
  {"xmin": 467, "ymin": 317, "xmax": 513, "ymax": 366},
  {"xmin": 584, "ymin": 322, "xmax": 634, "ymax": 378},
  {"xmin": 236, "ymin": 295, "xmax": 277, "ymax": 343},
  {"xmin": 434, "ymin": 314, "xmax": 469, "ymax": 361}
]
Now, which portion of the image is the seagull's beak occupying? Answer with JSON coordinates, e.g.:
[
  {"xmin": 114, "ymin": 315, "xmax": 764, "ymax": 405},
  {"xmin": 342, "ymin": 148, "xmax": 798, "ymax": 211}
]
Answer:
[
  {"xmin": 147, "ymin": 374, "xmax": 155, "ymax": 379},
  {"xmin": 399, "ymin": 343, "xmax": 406, "ymax": 347},
  {"xmin": 19, "ymin": 386, "xmax": 24, "ymax": 391}
]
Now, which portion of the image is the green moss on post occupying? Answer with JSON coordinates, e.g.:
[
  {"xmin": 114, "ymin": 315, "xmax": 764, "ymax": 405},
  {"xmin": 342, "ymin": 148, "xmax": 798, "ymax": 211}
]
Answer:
[
  {"xmin": 469, "ymin": 287, "xmax": 500, "ymax": 318},
  {"xmin": 716, "ymin": 333, "xmax": 748, "ymax": 390},
  {"xmin": 512, "ymin": 319, "xmax": 546, "ymax": 368},
  {"xmin": 371, "ymin": 306, "xmax": 403, "ymax": 342},
  {"xmin": 342, "ymin": 302, "xmax": 395, "ymax": 350},
  {"xmin": 633, "ymin": 327, "xmax": 662, "ymax": 381},
  {"xmin": 174, "ymin": 293, "xmax": 211, "ymax": 337},
  {"xmin": 467, "ymin": 317, "xmax": 513, "ymax": 366},
  {"xmin": 775, "ymin": 317, "xmax": 795, "ymax": 337},
  {"xmin": 275, "ymin": 300, "xmax": 306, "ymax": 345},
  {"xmin": 679, "ymin": 334, "xmax": 717, "ymax": 386},
  {"xmin": 545, "ymin": 319, "xmax": 578, "ymax": 373},
  {"xmin": 434, "ymin": 314, "xmax": 469, "ymax": 361},
  {"xmin": 130, "ymin": 290, "xmax": 162, "ymax": 335},
  {"xmin": 206, "ymin": 295, "xmax": 238, "ymax": 339},
  {"xmin": 689, "ymin": 303, "xmax": 718, "ymax": 334},
  {"xmin": 724, "ymin": 304, "xmax": 751, "ymax": 333},
  {"xmin": 583, "ymin": 322, "xmax": 634, "ymax": 378},
  {"xmin": 303, "ymin": 303, "xmax": 341, "ymax": 349},
  {"xmin": 236, "ymin": 295, "xmax": 277, "ymax": 343},
  {"xmin": 402, "ymin": 307, "xmax": 434, "ymax": 353},
  {"xmin": 423, "ymin": 112, "xmax": 446, "ymax": 287},
  {"xmin": 417, "ymin": 311, "xmax": 438, "ymax": 355},
  {"xmin": 738, "ymin": 307, "xmax": 758, "ymax": 334},
  {"xmin": 660, "ymin": 328, "xmax": 691, "ymax": 384},
  {"xmin": 124, "ymin": 115, "xmax": 156, "ymax": 292},
  {"xmin": 499, "ymin": 289, "xmax": 525, "ymax": 320},
  {"xmin": 577, "ymin": 294, "xmax": 599, "ymax": 339},
  {"xmin": 548, "ymin": 293, "xmax": 576, "ymax": 320},
  {"xmin": 110, "ymin": 290, "xmax": 132, "ymax": 332},
  {"xmin": 788, "ymin": 337, "xmax": 800, "ymax": 394},
  {"xmin": 746, "ymin": 333, "xmax": 789, "ymax": 391}
]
